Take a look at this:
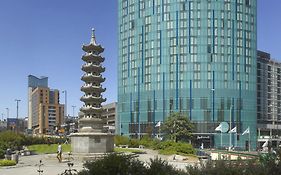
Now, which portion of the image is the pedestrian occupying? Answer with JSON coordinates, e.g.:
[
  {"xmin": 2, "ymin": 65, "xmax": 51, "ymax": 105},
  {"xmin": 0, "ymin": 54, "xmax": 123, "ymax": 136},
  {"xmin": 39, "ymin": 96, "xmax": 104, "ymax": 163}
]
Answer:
[
  {"xmin": 57, "ymin": 143, "xmax": 62, "ymax": 163},
  {"xmin": 47, "ymin": 137, "xmax": 51, "ymax": 146}
]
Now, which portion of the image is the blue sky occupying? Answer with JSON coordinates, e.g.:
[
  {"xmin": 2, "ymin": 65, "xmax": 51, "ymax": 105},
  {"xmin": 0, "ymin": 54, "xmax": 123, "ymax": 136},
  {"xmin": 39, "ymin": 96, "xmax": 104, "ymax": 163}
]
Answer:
[{"xmin": 0, "ymin": 0, "xmax": 280, "ymax": 119}]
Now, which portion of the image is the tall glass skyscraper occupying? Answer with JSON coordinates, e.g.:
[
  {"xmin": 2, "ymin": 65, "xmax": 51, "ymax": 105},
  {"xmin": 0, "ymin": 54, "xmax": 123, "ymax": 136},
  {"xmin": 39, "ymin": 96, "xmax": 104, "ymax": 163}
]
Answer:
[{"xmin": 118, "ymin": 0, "xmax": 257, "ymax": 149}]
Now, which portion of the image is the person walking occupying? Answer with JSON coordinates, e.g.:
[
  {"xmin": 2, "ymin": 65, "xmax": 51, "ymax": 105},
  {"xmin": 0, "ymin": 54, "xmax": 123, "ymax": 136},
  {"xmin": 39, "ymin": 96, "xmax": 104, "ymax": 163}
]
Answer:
[{"xmin": 57, "ymin": 143, "xmax": 62, "ymax": 163}]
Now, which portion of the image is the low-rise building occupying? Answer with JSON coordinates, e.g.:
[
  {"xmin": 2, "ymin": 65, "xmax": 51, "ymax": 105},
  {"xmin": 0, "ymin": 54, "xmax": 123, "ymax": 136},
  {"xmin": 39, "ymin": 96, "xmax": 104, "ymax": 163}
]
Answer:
[
  {"xmin": 7, "ymin": 118, "xmax": 26, "ymax": 133},
  {"xmin": 0, "ymin": 120, "xmax": 7, "ymax": 131},
  {"xmin": 102, "ymin": 102, "xmax": 117, "ymax": 133}
]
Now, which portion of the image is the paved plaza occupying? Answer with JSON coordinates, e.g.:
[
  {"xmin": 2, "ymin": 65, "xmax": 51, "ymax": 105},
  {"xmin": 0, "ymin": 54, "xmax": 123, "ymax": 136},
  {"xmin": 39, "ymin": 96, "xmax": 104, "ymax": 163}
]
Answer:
[
  {"xmin": 0, "ymin": 149, "xmax": 197, "ymax": 175},
  {"xmin": 0, "ymin": 154, "xmax": 84, "ymax": 175}
]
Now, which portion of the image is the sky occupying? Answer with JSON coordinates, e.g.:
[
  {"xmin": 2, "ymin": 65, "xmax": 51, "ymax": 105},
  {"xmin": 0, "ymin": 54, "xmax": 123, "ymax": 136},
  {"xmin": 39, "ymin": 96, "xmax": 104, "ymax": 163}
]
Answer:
[{"xmin": 0, "ymin": 0, "xmax": 280, "ymax": 119}]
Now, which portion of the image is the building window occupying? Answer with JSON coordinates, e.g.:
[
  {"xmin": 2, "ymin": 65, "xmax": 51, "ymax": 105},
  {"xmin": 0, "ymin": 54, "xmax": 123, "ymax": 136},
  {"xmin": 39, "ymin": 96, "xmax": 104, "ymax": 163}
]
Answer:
[{"xmin": 246, "ymin": 0, "xmax": 250, "ymax": 6}]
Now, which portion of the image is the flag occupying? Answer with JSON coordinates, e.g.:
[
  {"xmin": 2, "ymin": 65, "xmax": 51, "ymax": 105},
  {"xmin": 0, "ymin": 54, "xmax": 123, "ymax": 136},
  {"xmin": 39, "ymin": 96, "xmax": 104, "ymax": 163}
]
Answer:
[
  {"xmin": 155, "ymin": 121, "xmax": 161, "ymax": 127},
  {"xmin": 229, "ymin": 127, "xmax": 237, "ymax": 133},
  {"xmin": 215, "ymin": 124, "xmax": 222, "ymax": 132},
  {"xmin": 242, "ymin": 127, "xmax": 250, "ymax": 135}
]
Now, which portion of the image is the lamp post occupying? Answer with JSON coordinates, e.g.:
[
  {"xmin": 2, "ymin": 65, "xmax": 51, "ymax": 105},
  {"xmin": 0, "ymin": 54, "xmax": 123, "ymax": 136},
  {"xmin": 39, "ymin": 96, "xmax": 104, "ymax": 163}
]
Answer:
[
  {"xmin": 229, "ymin": 105, "xmax": 233, "ymax": 150},
  {"xmin": 6, "ymin": 108, "xmax": 9, "ymax": 120},
  {"xmin": 15, "ymin": 99, "xmax": 21, "ymax": 134},
  {"xmin": 62, "ymin": 90, "xmax": 67, "ymax": 117},
  {"xmin": 211, "ymin": 88, "xmax": 215, "ymax": 122},
  {"xmin": 71, "ymin": 106, "xmax": 76, "ymax": 118},
  {"xmin": 269, "ymin": 104, "xmax": 273, "ymax": 150}
]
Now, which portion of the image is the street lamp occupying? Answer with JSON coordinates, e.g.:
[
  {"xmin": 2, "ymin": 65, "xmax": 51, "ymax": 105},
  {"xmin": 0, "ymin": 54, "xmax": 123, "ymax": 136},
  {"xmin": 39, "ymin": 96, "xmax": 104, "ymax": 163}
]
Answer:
[
  {"xmin": 229, "ymin": 104, "xmax": 233, "ymax": 150},
  {"xmin": 15, "ymin": 99, "xmax": 21, "ymax": 133},
  {"xmin": 71, "ymin": 106, "xmax": 76, "ymax": 118},
  {"xmin": 6, "ymin": 108, "xmax": 9, "ymax": 120},
  {"xmin": 62, "ymin": 90, "xmax": 67, "ymax": 117},
  {"xmin": 211, "ymin": 88, "xmax": 215, "ymax": 121}
]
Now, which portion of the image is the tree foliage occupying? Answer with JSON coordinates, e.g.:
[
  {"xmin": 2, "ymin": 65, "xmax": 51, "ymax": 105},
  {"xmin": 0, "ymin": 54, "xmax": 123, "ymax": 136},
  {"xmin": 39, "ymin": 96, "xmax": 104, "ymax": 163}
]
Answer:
[{"xmin": 161, "ymin": 112, "xmax": 194, "ymax": 142}]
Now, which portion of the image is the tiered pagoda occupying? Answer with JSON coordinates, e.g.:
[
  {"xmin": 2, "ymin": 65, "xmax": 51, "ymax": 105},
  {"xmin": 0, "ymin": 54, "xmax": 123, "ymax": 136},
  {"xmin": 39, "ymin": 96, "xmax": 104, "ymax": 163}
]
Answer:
[
  {"xmin": 79, "ymin": 29, "xmax": 106, "ymax": 133},
  {"xmin": 71, "ymin": 29, "xmax": 114, "ymax": 153}
]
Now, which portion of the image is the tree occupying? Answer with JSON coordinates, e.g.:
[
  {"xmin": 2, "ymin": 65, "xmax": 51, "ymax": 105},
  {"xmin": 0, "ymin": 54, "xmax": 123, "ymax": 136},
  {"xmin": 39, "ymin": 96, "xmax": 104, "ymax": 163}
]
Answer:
[{"xmin": 161, "ymin": 112, "xmax": 194, "ymax": 142}]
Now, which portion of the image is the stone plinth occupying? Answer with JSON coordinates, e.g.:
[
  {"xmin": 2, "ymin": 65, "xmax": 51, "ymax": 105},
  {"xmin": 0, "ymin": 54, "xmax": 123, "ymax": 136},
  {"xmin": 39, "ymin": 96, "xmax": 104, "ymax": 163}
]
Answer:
[{"xmin": 70, "ymin": 132, "xmax": 114, "ymax": 153}]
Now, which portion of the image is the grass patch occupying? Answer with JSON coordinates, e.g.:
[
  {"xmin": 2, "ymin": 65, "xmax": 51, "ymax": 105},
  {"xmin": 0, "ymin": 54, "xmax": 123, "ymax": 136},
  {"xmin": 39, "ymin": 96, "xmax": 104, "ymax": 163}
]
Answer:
[
  {"xmin": 114, "ymin": 148, "xmax": 146, "ymax": 154},
  {"xmin": 27, "ymin": 144, "xmax": 71, "ymax": 154},
  {"xmin": 0, "ymin": 159, "xmax": 16, "ymax": 166},
  {"xmin": 158, "ymin": 149, "xmax": 178, "ymax": 155}
]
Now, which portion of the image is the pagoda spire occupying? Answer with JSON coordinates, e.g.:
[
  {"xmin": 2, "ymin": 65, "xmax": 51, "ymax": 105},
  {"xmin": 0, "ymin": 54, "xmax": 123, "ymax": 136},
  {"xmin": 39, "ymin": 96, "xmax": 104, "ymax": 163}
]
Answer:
[
  {"xmin": 90, "ymin": 28, "xmax": 97, "ymax": 45},
  {"xmin": 82, "ymin": 28, "xmax": 104, "ymax": 54}
]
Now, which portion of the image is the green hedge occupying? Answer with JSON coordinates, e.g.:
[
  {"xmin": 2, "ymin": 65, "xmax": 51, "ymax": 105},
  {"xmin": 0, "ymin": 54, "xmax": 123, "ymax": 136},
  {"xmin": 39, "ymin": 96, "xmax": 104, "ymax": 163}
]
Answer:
[
  {"xmin": 114, "ymin": 135, "xmax": 195, "ymax": 155},
  {"xmin": 114, "ymin": 135, "xmax": 130, "ymax": 146},
  {"xmin": 0, "ymin": 159, "xmax": 16, "ymax": 166}
]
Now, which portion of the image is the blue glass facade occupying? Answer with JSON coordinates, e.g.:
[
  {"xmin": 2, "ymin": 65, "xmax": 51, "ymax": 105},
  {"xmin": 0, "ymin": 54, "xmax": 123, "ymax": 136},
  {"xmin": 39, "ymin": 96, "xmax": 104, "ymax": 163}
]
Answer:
[
  {"xmin": 118, "ymin": 0, "xmax": 257, "ymax": 149},
  {"xmin": 28, "ymin": 75, "xmax": 48, "ymax": 89}
]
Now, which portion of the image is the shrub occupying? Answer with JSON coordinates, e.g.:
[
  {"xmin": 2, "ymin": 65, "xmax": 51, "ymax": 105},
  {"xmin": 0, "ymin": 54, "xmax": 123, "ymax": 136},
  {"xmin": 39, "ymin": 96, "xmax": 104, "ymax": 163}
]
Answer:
[
  {"xmin": 78, "ymin": 153, "xmax": 146, "ymax": 175},
  {"xmin": 147, "ymin": 157, "xmax": 186, "ymax": 175},
  {"xmin": 114, "ymin": 135, "xmax": 130, "ymax": 146},
  {"xmin": 154, "ymin": 140, "xmax": 175, "ymax": 150},
  {"xmin": 0, "ymin": 159, "xmax": 16, "ymax": 166},
  {"xmin": 174, "ymin": 142, "xmax": 195, "ymax": 155},
  {"xmin": 23, "ymin": 136, "xmax": 67, "ymax": 145},
  {"xmin": 186, "ymin": 159, "xmax": 267, "ymax": 175},
  {"xmin": 139, "ymin": 136, "xmax": 160, "ymax": 148},
  {"xmin": 155, "ymin": 141, "xmax": 195, "ymax": 155},
  {"xmin": 129, "ymin": 138, "xmax": 140, "ymax": 148},
  {"xmin": 0, "ymin": 131, "xmax": 25, "ymax": 158}
]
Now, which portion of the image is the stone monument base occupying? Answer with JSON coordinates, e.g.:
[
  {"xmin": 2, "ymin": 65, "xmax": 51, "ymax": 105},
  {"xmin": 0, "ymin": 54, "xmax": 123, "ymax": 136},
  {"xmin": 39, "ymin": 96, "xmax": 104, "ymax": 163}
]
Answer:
[{"xmin": 70, "ymin": 132, "xmax": 114, "ymax": 153}]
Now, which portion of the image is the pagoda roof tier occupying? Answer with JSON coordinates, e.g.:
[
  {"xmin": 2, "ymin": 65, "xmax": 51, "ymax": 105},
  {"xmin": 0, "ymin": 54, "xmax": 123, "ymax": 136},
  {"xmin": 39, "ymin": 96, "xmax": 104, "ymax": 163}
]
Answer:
[
  {"xmin": 82, "ymin": 28, "xmax": 104, "ymax": 54},
  {"xmin": 82, "ymin": 44, "xmax": 104, "ymax": 54},
  {"xmin": 80, "ymin": 106, "xmax": 103, "ymax": 113},
  {"xmin": 80, "ymin": 95, "xmax": 106, "ymax": 103},
  {"xmin": 82, "ymin": 63, "xmax": 105, "ymax": 73},
  {"xmin": 81, "ymin": 74, "xmax": 105, "ymax": 83},
  {"xmin": 82, "ymin": 53, "xmax": 105, "ymax": 62},
  {"xmin": 81, "ymin": 85, "xmax": 106, "ymax": 93}
]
